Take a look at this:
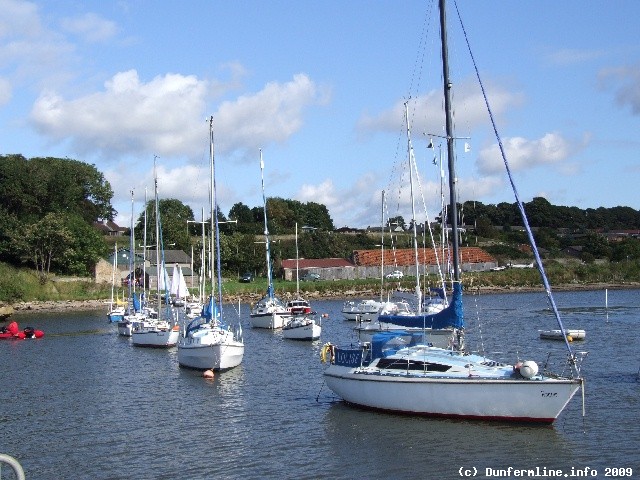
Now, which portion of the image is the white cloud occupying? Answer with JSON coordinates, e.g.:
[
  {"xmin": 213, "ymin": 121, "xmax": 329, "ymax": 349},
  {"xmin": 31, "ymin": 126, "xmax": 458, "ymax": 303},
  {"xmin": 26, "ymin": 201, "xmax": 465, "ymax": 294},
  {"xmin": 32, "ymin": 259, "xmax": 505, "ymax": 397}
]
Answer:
[
  {"xmin": 296, "ymin": 174, "xmax": 377, "ymax": 229},
  {"xmin": 356, "ymin": 78, "xmax": 523, "ymax": 138},
  {"xmin": 0, "ymin": 0, "xmax": 42, "ymax": 39},
  {"xmin": 30, "ymin": 71, "xmax": 329, "ymax": 163},
  {"xmin": 213, "ymin": 73, "xmax": 330, "ymax": 158},
  {"xmin": 60, "ymin": 13, "xmax": 117, "ymax": 43},
  {"xmin": 30, "ymin": 69, "xmax": 210, "ymax": 158},
  {"xmin": 476, "ymin": 132, "xmax": 574, "ymax": 175}
]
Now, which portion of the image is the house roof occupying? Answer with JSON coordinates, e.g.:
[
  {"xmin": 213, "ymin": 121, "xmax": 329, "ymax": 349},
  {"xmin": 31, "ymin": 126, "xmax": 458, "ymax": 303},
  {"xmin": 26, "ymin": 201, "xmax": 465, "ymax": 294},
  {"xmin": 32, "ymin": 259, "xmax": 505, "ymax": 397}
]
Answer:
[
  {"xmin": 281, "ymin": 258, "xmax": 355, "ymax": 269},
  {"xmin": 352, "ymin": 247, "xmax": 496, "ymax": 267}
]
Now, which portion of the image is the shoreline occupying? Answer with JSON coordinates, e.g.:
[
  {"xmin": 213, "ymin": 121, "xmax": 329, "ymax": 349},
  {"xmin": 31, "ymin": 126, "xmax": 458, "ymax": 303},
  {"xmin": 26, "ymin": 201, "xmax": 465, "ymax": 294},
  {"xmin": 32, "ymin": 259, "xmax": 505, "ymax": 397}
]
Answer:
[{"xmin": 4, "ymin": 282, "xmax": 639, "ymax": 315}]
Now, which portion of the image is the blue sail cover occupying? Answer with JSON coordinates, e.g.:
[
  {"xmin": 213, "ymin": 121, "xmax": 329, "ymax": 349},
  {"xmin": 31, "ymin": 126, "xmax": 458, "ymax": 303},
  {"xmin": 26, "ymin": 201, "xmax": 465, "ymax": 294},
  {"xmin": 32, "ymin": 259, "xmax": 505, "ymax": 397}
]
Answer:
[
  {"xmin": 201, "ymin": 296, "xmax": 214, "ymax": 320},
  {"xmin": 378, "ymin": 282, "xmax": 464, "ymax": 329},
  {"xmin": 132, "ymin": 293, "xmax": 141, "ymax": 312}
]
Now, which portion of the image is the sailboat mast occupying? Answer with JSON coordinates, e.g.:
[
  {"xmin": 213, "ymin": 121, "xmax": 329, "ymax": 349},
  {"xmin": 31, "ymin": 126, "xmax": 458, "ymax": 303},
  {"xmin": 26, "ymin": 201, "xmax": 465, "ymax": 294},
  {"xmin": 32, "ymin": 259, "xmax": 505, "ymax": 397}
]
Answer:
[
  {"xmin": 380, "ymin": 190, "xmax": 385, "ymax": 303},
  {"xmin": 259, "ymin": 150, "xmax": 274, "ymax": 299},
  {"xmin": 209, "ymin": 116, "xmax": 215, "ymax": 299},
  {"xmin": 439, "ymin": 0, "xmax": 460, "ymax": 282},
  {"xmin": 404, "ymin": 102, "xmax": 422, "ymax": 312},
  {"xmin": 154, "ymin": 157, "xmax": 162, "ymax": 316},
  {"xmin": 295, "ymin": 223, "xmax": 300, "ymax": 295}
]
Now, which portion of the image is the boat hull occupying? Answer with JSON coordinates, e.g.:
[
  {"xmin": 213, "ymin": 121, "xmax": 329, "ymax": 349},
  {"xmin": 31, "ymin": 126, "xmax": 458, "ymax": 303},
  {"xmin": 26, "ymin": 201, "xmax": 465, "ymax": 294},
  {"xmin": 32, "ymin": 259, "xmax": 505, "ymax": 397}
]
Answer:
[
  {"xmin": 178, "ymin": 342, "xmax": 244, "ymax": 370},
  {"xmin": 249, "ymin": 312, "xmax": 286, "ymax": 329},
  {"xmin": 540, "ymin": 329, "xmax": 586, "ymax": 340},
  {"xmin": 324, "ymin": 365, "xmax": 581, "ymax": 423},
  {"xmin": 132, "ymin": 326, "xmax": 179, "ymax": 347},
  {"xmin": 283, "ymin": 318, "xmax": 321, "ymax": 340}
]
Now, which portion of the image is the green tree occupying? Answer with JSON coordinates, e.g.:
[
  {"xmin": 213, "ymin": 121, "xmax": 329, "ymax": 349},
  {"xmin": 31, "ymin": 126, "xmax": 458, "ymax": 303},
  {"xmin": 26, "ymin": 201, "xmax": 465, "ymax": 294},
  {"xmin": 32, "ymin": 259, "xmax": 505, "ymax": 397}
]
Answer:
[
  {"xmin": 15, "ymin": 213, "xmax": 73, "ymax": 283},
  {"xmin": 137, "ymin": 198, "xmax": 194, "ymax": 253}
]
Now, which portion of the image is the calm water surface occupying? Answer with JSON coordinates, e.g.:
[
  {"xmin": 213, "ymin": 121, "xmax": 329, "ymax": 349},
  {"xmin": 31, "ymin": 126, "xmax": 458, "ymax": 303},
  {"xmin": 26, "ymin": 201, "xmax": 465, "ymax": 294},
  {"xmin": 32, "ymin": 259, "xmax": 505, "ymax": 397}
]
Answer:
[{"xmin": 1, "ymin": 288, "xmax": 639, "ymax": 479}]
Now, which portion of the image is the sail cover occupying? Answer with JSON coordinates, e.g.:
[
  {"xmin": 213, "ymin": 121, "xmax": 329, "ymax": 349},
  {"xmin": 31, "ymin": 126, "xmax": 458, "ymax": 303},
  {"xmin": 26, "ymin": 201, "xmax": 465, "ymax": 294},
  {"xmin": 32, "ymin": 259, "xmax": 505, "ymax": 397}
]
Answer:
[{"xmin": 378, "ymin": 282, "xmax": 464, "ymax": 329}]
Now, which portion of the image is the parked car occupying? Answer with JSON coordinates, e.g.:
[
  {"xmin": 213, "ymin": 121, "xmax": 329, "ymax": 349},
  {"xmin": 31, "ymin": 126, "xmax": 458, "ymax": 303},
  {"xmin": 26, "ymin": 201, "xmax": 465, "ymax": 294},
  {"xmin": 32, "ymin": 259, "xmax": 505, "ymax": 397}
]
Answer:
[
  {"xmin": 385, "ymin": 270, "xmax": 404, "ymax": 280},
  {"xmin": 300, "ymin": 272, "xmax": 320, "ymax": 281},
  {"xmin": 239, "ymin": 272, "xmax": 254, "ymax": 283}
]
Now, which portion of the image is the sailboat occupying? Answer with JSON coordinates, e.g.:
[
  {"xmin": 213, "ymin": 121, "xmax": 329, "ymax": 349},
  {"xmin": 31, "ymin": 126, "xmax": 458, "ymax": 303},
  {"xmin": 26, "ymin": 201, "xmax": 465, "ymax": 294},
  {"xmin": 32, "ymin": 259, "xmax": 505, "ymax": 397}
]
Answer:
[
  {"xmin": 107, "ymin": 243, "xmax": 126, "ymax": 322},
  {"xmin": 118, "ymin": 191, "xmax": 146, "ymax": 336},
  {"xmin": 132, "ymin": 158, "xmax": 179, "ymax": 348},
  {"xmin": 170, "ymin": 263, "xmax": 189, "ymax": 307},
  {"xmin": 177, "ymin": 116, "xmax": 244, "ymax": 370},
  {"xmin": 283, "ymin": 224, "xmax": 321, "ymax": 340},
  {"xmin": 321, "ymin": 0, "xmax": 584, "ymax": 423},
  {"xmin": 249, "ymin": 151, "xmax": 289, "ymax": 329},
  {"xmin": 353, "ymin": 105, "xmax": 455, "ymax": 348}
]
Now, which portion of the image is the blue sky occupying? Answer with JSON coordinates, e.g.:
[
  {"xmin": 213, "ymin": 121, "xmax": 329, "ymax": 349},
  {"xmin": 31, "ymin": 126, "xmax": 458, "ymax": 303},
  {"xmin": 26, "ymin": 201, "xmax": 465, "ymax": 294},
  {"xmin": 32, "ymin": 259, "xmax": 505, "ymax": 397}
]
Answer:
[{"xmin": 1, "ymin": 0, "xmax": 640, "ymax": 231}]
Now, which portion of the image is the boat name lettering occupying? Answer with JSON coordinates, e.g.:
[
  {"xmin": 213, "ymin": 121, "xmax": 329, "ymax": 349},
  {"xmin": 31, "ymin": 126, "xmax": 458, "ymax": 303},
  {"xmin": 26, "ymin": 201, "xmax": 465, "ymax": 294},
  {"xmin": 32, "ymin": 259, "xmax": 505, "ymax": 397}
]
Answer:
[{"xmin": 540, "ymin": 391, "xmax": 558, "ymax": 397}]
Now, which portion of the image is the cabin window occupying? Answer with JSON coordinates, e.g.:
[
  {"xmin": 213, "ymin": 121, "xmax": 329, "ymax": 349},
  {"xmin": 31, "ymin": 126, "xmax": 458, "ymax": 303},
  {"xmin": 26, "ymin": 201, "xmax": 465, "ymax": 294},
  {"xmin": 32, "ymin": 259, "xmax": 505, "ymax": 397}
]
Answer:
[{"xmin": 377, "ymin": 358, "xmax": 451, "ymax": 372}]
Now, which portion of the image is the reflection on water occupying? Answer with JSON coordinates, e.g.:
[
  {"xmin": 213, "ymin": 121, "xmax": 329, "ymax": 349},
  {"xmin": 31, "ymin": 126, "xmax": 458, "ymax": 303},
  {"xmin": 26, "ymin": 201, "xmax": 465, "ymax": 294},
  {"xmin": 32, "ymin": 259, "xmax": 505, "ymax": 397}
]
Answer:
[{"xmin": 0, "ymin": 288, "xmax": 638, "ymax": 478}]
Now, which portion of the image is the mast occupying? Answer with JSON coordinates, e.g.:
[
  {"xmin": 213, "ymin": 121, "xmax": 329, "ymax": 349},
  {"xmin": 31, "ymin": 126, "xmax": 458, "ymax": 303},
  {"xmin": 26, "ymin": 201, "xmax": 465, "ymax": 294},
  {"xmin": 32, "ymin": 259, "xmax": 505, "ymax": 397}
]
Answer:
[
  {"xmin": 143, "ymin": 187, "xmax": 148, "ymax": 304},
  {"xmin": 209, "ymin": 116, "xmax": 215, "ymax": 298},
  {"xmin": 154, "ymin": 157, "xmax": 162, "ymax": 317},
  {"xmin": 404, "ymin": 102, "xmax": 422, "ymax": 313},
  {"xmin": 380, "ymin": 190, "xmax": 385, "ymax": 303},
  {"xmin": 128, "ymin": 190, "xmax": 134, "ymax": 312},
  {"xmin": 259, "ymin": 150, "xmax": 274, "ymax": 299},
  {"xmin": 439, "ymin": 0, "xmax": 460, "ymax": 282},
  {"xmin": 295, "ymin": 223, "xmax": 300, "ymax": 296},
  {"xmin": 209, "ymin": 116, "xmax": 224, "ymax": 313}
]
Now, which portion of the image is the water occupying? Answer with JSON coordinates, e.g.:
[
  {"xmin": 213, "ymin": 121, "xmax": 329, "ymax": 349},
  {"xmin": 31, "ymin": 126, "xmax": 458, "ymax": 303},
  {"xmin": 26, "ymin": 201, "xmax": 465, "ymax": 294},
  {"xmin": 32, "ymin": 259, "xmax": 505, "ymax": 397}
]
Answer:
[{"xmin": 1, "ymin": 289, "xmax": 639, "ymax": 479}]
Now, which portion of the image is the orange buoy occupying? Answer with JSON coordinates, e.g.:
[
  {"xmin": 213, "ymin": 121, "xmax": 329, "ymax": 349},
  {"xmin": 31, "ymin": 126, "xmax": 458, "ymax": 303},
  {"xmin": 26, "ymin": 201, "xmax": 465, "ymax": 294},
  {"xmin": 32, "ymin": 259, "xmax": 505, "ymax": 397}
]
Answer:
[{"xmin": 203, "ymin": 369, "xmax": 215, "ymax": 379}]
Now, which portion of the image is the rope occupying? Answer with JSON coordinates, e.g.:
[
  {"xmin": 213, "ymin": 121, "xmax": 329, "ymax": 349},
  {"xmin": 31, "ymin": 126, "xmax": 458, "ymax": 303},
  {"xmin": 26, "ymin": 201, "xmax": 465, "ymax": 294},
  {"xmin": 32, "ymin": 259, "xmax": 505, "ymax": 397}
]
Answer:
[{"xmin": 452, "ymin": 0, "xmax": 578, "ymax": 377}]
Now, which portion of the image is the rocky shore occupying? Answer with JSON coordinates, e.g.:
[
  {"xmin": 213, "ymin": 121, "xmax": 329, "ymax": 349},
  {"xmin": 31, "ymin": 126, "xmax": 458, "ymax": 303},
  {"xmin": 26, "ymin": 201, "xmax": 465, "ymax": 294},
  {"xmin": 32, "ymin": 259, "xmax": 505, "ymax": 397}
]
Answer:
[{"xmin": 3, "ymin": 281, "xmax": 638, "ymax": 315}]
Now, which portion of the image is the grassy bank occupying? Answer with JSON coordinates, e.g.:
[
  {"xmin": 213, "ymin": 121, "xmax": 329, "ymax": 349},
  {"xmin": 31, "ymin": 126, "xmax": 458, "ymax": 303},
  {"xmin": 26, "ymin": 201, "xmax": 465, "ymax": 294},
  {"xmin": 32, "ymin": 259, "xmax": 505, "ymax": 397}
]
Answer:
[{"xmin": 1, "ymin": 259, "xmax": 639, "ymax": 307}]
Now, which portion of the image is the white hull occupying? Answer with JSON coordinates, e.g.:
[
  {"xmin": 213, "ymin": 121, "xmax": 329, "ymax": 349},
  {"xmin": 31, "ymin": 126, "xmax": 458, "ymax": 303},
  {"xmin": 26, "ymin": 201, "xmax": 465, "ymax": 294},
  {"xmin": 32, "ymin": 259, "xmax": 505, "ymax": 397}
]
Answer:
[
  {"xmin": 540, "ymin": 329, "xmax": 586, "ymax": 340},
  {"xmin": 117, "ymin": 321, "xmax": 134, "ymax": 337},
  {"xmin": 341, "ymin": 299, "xmax": 382, "ymax": 322},
  {"xmin": 132, "ymin": 325, "xmax": 179, "ymax": 347},
  {"xmin": 283, "ymin": 317, "xmax": 321, "ymax": 340},
  {"xmin": 178, "ymin": 342, "xmax": 244, "ymax": 370},
  {"xmin": 324, "ymin": 364, "xmax": 580, "ymax": 423},
  {"xmin": 249, "ymin": 312, "xmax": 287, "ymax": 329},
  {"xmin": 178, "ymin": 324, "xmax": 244, "ymax": 370}
]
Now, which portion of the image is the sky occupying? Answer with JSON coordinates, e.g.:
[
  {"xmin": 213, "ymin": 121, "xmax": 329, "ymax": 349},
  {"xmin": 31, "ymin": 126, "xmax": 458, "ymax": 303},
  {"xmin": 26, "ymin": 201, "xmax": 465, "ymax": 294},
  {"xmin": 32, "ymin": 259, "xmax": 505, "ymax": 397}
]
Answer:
[{"xmin": 1, "ymin": 0, "xmax": 640, "ymax": 231}]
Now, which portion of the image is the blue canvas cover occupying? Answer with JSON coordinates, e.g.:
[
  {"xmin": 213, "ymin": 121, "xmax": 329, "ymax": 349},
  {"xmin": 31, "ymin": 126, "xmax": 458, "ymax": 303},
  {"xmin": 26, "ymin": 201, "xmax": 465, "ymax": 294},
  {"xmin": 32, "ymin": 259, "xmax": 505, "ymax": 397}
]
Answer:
[
  {"xmin": 132, "ymin": 293, "xmax": 141, "ymax": 312},
  {"xmin": 378, "ymin": 282, "xmax": 464, "ymax": 329}
]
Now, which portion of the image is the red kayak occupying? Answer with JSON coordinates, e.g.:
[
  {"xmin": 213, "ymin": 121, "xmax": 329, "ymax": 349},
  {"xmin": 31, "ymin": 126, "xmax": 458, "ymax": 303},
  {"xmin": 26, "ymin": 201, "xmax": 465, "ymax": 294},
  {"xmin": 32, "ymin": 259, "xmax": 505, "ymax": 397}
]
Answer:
[{"xmin": 0, "ymin": 321, "xmax": 44, "ymax": 340}]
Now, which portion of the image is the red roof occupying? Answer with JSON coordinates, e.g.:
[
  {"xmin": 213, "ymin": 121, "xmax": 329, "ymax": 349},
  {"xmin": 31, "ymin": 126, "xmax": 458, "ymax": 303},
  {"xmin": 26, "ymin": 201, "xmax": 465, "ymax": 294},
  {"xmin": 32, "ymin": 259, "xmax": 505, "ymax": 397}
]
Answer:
[
  {"xmin": 281, "ymin": 258, "xmax": 354, "ymax": 269},
  {"xmin": 352, "ymin": 247, "xmax": 496, "ymax": 266}
]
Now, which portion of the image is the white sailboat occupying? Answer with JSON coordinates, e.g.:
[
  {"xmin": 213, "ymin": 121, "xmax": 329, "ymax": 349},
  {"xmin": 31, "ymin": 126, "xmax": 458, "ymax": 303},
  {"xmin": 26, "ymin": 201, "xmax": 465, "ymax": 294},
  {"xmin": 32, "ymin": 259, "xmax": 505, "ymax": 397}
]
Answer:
[
  {"xmin": 170, "ymin": 263, "xmax": 189, "ymax": 307},
  {"xmin": 321, "ymin": 0, "xmax": 584, "ymax": 423},
  {"xmin": 177, "ymin": 116, "xmax": 244, "ymax": 370},
  {"xmin": 132, "ymin": 157, "xmax": 179, "ymax": 348},
  {"xmin": 249, "ymin": 151, "xmax": 289, "ymax": 329},
  {"xmin": 107, "ymin": 243, "xmax": 126, "ymax": 322},
  {"xmin": 283, "ymin": 224, "xmax": 321, "ymax": 341}
]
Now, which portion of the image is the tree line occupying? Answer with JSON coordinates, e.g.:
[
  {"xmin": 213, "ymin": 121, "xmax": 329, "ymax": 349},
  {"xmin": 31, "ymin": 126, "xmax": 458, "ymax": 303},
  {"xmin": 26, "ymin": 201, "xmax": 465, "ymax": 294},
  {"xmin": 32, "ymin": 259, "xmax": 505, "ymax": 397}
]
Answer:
[{"xmin": 1, "ymin": 155, "xmax": 639, "ymax": 281}]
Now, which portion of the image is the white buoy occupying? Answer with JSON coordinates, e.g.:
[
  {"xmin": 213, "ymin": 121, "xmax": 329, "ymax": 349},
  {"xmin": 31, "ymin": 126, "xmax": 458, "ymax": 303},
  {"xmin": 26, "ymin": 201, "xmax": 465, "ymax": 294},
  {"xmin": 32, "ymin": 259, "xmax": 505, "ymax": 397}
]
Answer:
[{"xmin": 203, "ymin": 369, "xmax": 214, "ymax": 379}]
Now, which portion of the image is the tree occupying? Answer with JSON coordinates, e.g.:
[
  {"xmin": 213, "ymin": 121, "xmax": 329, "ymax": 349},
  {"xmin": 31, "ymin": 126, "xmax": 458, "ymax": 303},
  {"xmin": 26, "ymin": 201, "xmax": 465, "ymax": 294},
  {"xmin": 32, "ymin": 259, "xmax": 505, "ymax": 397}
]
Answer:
[
  {"xmin": 137, "ymin": 198, "xmax": 194, "ymax": 253},
  {"xmin": 15, "ymin": 213, "xmax": 73, "ymax": 283}
]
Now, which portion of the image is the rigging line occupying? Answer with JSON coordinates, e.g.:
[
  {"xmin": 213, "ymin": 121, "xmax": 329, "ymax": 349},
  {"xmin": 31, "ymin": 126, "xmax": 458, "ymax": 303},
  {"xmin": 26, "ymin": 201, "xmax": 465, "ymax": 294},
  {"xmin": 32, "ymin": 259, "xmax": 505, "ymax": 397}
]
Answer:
[
  {"xmin": 452, "ymin": 0, "xmax": 578, "ymax": 373},
  {"xmin": 410, "ymin": 141, "xmax": 447, "ymax": 298}
]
